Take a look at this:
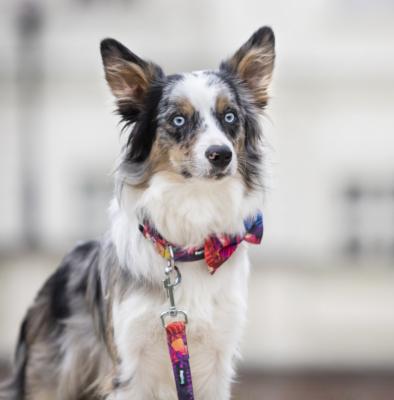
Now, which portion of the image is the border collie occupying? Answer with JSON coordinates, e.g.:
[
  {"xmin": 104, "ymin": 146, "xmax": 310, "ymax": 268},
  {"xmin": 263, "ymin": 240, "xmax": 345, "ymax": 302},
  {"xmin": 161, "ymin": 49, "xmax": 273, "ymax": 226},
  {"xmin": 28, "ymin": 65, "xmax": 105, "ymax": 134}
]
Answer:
[{"xmin": 1, "ymin": 26, "xmax": 275, "ymax": 400}]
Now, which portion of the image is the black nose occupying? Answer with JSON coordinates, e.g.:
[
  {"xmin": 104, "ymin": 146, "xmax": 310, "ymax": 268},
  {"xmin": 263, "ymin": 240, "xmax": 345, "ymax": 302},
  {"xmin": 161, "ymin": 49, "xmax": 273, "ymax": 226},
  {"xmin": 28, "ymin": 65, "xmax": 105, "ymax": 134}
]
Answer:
[{"xmin": 205, "ymin": 145, "xmax": 232, "ymax": 169}]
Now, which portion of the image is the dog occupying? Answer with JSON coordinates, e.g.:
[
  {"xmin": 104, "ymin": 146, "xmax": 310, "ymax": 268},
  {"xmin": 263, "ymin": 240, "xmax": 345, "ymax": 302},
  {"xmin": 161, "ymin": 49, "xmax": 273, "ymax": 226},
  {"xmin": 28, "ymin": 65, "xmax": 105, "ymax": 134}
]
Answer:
[{"xmin": 1, "ymin": 26, "xmax": 275, "ymax": 400}]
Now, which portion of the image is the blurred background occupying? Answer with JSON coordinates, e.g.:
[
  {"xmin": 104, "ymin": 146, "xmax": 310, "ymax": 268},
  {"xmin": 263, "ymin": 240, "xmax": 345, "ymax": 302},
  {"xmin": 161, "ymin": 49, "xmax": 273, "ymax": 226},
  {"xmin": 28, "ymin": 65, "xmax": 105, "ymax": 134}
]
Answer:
[{"xmin": 1, "ymin": 0, "xmax": 394, "ymax": 399}]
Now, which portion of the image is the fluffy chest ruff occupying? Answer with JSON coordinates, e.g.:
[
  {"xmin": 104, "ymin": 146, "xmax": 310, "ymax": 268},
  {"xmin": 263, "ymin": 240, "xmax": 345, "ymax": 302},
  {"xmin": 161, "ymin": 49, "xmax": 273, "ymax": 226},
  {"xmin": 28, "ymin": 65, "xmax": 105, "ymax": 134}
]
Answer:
[
  {"xmin": 109, "ymin": 174, "xmax": 257, "ymax": 398},
  {"xmin": 111, "ymin": 253, "xmax": 250, "ymax": 400}
]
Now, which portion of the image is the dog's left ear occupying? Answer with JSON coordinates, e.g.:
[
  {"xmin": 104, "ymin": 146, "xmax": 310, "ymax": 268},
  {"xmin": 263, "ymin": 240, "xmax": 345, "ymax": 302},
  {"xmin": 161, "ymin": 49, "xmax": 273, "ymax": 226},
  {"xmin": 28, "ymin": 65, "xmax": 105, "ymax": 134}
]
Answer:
[
  {"xmin": 100, "ymin": 38, "xmax": 163, "ymax": 122},
  {"xmin": 221, "ymin": 26, "xmax": 275, "ymax": 108}
]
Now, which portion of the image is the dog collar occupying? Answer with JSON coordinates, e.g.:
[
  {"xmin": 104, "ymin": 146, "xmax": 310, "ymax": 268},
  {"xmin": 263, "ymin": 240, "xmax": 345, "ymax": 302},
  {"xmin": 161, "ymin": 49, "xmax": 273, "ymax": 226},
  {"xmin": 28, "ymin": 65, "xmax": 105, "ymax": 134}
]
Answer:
[{"xmin": 138, "ymin": 212, "xmax": 263, "ymax": 274}]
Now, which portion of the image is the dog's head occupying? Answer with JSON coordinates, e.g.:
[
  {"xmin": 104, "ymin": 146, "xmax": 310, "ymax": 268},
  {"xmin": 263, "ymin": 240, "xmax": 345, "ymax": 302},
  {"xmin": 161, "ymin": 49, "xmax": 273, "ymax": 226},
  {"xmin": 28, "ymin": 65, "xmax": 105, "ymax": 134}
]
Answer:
[{"xmin": 101, "ymin": 27, "xmax": 275, "ymax": 191}]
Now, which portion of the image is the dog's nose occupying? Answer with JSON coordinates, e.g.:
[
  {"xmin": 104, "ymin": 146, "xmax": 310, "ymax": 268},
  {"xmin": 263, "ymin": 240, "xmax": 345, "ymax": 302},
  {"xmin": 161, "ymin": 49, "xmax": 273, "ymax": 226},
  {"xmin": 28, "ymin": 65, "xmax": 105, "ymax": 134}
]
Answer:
[{"xmin": 205, "ymin": 145, "xmax": 232, "ymax": 169}]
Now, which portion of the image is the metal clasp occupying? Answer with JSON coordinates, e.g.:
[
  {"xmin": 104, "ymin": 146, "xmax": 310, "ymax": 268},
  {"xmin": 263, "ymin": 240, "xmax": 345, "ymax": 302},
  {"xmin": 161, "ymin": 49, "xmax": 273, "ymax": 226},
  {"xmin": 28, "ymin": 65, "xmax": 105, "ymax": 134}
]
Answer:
[{"xmin": 160, "ymin": 246, "xmax": 188, "ymax": 327}]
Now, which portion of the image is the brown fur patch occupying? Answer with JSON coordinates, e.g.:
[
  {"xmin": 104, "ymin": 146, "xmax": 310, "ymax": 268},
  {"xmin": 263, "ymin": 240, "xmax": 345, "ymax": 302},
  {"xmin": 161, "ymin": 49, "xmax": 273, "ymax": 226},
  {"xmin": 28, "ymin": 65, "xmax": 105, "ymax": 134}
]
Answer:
[
  {"xmin": 224, "ymin": 28, "xmax": 275, "ymax": 108},
  {"xmin": 105, "ymin": 61, "xmax": 157, "ymax": 105},
  {"xmin": 150, "ymin": 137, "xmax": 172, "ymax": 172},
  {"xmin": 231, "ymin": 47, "xmax": 274, "ymax": 107},
  {"xmin": 174, "ymin": 97, "xmax": 195, "ymax": 118},
  {"xmin": 215, "ymin": 95, "xmax": 232, "ymax": 114},
  {"xmin": 142, "ymin": 126, "xmax": 199, "ymax": 180},
  {"xmin": 168, "ymin": 144, "xmax": 190, "ymax": 166}
]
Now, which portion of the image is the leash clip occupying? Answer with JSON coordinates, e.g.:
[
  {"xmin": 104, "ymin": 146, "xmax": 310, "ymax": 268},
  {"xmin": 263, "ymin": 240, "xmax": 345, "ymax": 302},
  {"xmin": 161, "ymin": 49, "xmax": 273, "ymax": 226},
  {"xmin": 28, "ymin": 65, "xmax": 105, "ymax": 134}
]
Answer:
[{"xmin": 160, "ymin": 246, "xmax": 188, "ymax": 327}]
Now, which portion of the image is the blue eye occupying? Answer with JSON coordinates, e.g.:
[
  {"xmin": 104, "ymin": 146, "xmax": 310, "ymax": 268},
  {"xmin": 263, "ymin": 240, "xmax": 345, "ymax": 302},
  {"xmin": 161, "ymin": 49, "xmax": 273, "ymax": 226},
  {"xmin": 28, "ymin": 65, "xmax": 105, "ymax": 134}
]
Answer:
[
  {"xmin": 172, "ymin": 115, "xmax": 186, "ymax": 127},
  {"xmin": 224, "ymin": 112, "xmax": 236, "ymax": 124}
]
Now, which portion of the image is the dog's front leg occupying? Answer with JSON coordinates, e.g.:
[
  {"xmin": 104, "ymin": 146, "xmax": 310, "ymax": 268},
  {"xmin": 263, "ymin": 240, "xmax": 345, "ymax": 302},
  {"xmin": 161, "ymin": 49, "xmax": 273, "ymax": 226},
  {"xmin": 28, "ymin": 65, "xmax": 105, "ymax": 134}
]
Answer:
[
  {"xmin": 191, "ymin": 351, "xmax": 234, "ymax": 400},
  {"xmin": 107, "ymin": 382, "xmax": 176, "ymax": 400},
  {"xmin": 106, "ymin": 387, "xmax": 148, "ymax": 400}
]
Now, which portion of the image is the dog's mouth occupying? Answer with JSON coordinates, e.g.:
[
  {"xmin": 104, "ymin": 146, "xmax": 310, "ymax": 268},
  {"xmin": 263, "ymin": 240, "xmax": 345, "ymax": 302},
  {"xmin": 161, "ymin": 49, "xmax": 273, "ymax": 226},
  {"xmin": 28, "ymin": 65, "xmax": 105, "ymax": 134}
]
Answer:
[
  {"xmin": 207, "ymin": 168, "xmax": 231, "ymax": 180},
  {"xmin": 179, "ymin": 165, "xmax": 232, "ymax": 180}
]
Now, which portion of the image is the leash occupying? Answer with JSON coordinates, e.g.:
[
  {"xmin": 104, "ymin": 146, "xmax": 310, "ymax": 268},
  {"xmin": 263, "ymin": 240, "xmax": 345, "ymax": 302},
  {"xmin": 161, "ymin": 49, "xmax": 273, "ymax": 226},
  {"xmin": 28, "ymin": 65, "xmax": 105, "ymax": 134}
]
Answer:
[
  {"xmin": 160, "ymin": 246, "xmax": 194, "ymax": 400},
  {"xmin": 142, "ymin": 214, "xmax": 263, "ymax": 398}
]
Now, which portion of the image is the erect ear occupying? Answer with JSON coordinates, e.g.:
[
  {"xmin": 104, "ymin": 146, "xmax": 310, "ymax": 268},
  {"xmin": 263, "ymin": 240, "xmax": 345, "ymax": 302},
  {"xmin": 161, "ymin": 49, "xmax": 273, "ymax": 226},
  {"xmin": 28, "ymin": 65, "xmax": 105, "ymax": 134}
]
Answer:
[
  {"xmin": 100, "ymin": 38, "xmax": 163, "ymax": 122},
  {"xmin": 220, "ymin": 26, "xmax": 275, "ymax": 108}
]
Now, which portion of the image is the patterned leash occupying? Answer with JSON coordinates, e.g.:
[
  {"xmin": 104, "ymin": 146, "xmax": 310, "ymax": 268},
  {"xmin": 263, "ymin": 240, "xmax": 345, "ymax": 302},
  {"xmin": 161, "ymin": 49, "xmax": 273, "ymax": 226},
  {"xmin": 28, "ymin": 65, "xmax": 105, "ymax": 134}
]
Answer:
[{"xmin": 160, "ymin": 246, "xmax": 195, "ymax": 400}]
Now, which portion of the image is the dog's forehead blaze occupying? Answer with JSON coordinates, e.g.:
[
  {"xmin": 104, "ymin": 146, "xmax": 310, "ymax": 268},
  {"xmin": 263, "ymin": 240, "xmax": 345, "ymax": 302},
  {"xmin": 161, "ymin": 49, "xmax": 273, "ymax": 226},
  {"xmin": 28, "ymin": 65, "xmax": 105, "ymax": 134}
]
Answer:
[{"xmin": 167, "ymin": 72, "xmax": 232, "ymax": 115}]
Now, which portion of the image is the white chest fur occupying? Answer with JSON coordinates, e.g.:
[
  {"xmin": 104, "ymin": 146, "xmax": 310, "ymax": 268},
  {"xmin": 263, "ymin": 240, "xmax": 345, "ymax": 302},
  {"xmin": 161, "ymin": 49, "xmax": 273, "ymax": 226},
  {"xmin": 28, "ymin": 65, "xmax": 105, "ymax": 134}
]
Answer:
[{"xmin": 109, "ymin": 172, "xmax": 260, "ymax": 399}]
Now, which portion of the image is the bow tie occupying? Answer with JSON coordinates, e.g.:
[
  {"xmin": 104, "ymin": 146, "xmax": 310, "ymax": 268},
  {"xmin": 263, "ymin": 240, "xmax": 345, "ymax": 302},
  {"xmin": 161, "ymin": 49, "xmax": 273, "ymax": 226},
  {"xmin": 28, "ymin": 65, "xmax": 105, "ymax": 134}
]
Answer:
[{"xmin": 139, "ymin": 212, "xmax": 263, "ymax": 274}]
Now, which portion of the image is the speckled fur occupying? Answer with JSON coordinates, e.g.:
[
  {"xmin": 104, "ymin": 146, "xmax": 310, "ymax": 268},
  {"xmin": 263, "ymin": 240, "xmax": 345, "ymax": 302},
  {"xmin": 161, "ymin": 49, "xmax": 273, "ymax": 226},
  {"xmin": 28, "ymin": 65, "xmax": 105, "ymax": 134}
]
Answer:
[{"xmin": 0, "ymin": 26, "xmax": 275, "ymax": 400}]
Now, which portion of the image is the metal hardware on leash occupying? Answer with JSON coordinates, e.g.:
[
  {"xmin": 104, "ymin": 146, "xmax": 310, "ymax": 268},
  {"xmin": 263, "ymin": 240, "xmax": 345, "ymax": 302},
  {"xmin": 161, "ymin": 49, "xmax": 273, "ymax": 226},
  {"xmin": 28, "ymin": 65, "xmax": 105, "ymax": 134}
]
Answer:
[
  {"xmin": 161, "ymin": 247, "xmax": 195, "ymax": 399},
  {"xmin": 160, "ymin": 245, "xmax": 188, "ymax": 327}
]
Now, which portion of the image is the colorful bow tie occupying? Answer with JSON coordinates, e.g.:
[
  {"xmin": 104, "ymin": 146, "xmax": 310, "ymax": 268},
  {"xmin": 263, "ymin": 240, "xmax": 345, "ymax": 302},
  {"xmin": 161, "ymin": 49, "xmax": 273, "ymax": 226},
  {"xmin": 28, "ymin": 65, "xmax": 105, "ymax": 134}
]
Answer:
[{"xmin": 139, "ymin": 212, "xmax": 263, "ymax": 274}]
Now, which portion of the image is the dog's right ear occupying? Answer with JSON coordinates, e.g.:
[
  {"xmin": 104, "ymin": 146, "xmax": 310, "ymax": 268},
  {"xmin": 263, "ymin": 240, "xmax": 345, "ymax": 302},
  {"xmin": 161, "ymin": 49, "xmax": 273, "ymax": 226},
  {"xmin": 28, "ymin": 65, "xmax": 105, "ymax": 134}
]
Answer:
[{"xmin": 100, "ymin": 38, "xmax": 163, "ymax": 122}]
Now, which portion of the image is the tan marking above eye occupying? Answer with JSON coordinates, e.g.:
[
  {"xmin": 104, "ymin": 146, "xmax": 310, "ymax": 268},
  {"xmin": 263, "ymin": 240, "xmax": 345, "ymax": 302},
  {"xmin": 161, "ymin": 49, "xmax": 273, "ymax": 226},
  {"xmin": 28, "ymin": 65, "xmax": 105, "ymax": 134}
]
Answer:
[
  {"xmin": 215, "ymin": 95, "xmax": 231, "ymax": 115},
  {"xmin": 174, "ymin": 97, "xmax": 195, "ymax": 117}
]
